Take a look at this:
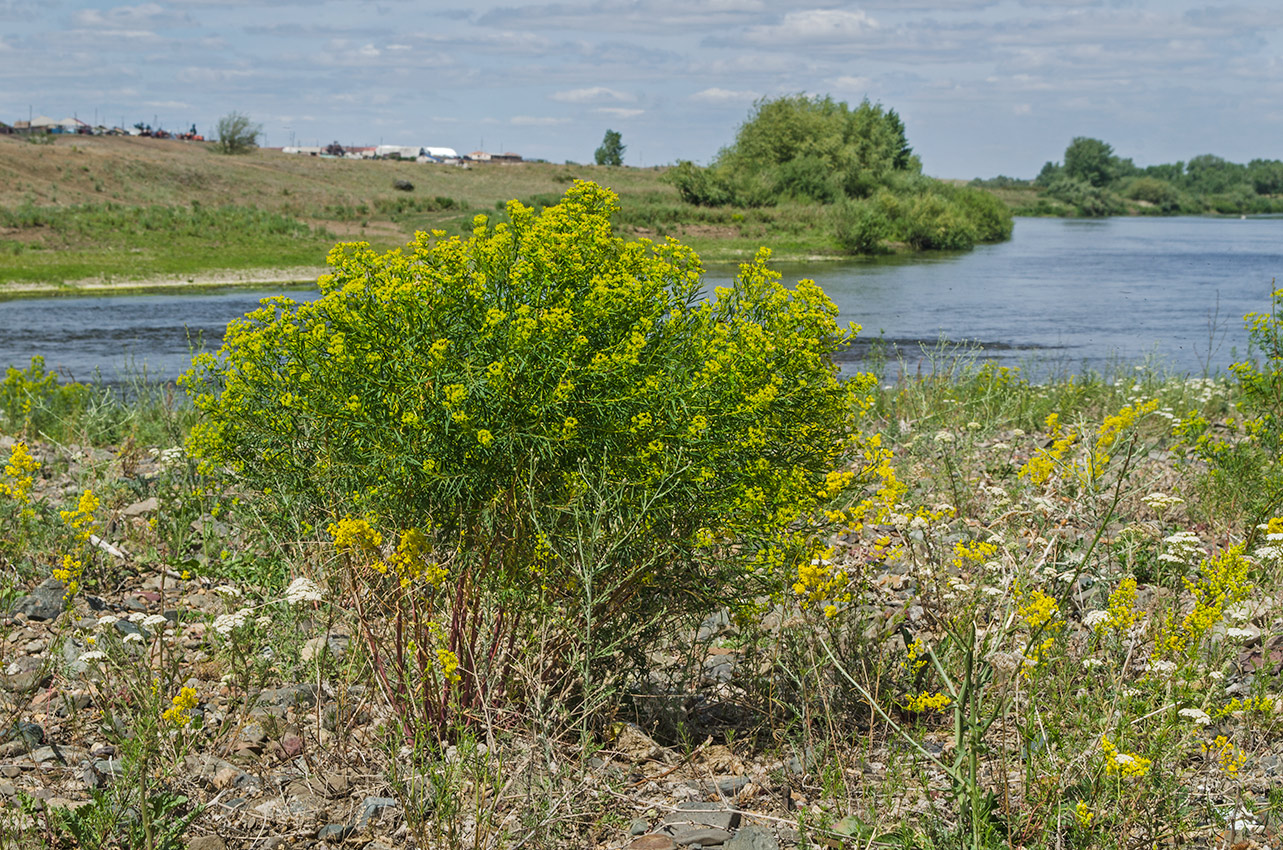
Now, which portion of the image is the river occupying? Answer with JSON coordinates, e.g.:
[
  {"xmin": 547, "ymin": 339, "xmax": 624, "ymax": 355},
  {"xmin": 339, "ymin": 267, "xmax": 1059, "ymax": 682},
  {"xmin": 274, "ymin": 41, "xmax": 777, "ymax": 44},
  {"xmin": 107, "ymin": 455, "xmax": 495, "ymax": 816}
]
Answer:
[{"xmin": 1, "ymin": 216, "xmax": 1279, "ymax": 384}]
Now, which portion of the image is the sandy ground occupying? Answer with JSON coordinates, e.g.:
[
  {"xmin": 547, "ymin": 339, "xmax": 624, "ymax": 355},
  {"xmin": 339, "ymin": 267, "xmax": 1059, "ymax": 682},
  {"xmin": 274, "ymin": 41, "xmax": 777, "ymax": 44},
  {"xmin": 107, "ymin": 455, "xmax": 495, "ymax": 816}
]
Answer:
[{"xmin": 0, "ymin": 268, "xmax": 329, "ymax": 299}]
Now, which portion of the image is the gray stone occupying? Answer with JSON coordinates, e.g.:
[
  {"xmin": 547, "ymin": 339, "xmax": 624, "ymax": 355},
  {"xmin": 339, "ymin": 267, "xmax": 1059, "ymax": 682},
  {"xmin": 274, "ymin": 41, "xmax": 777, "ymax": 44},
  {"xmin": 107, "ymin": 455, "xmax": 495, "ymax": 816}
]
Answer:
[
  {"xmin": 697, "ymin": 776, "xmax": 750, "ymax": 797},
  {"xmin": 663, "ymin": 804, "xmax": 741, "ymax": 832},
  {"xmin": 671, "ymin": 828, "xmax": 731, "ymax": 847},
  {"xmin": 631, "ymin": 819, "xmax": 651, "ymax": 836},
  {"xmin": 630, "ymin": 837, "xmax": 678, "ymax": 850},
  {"xmin": 121, "ymin": 497, "xmax": 160, "ymax": 517},
  {"xmin": 30, "ymin": 746, "xmax": 63, "ymax": 765},
  {"xmin": 316, "ymin": 823, "xmax": 353, "ymax": 841},
  {"xmin": 186, "ymin": 837, "xmax": 227, "ymax": 850},
  {"xmin": 725, "ymin": 827, "xmax": 779, "ymax": 850},
  {"xmin": 2, "ymin": 669, "xmax": 49, "ymax": 694},
  {"xmin": 257, "ymin": 684, "xmax": 317, "ymax": 708},
  {"xmin": 0, "ymin": 780, "xmax": 14, "ymax": 796},
  {"xmin": 238, "ymin": 724, "xmax": 268, "ymax": 746},
  {"xmin": 13, "ymin": 579, "xmax": 66, "ymax": 621},
  {"xmin": 5, "ymin": 723, "xmax": 44, "ymax": 748},
  {"xmin": 356, "ymin": 796, "xmax": 399, "ymax": 830}
]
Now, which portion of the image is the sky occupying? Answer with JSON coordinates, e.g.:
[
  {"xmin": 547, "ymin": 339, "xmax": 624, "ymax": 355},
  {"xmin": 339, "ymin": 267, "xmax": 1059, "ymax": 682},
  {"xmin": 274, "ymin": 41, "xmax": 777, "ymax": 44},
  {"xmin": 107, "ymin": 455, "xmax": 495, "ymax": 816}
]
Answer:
[{"xmin": 3, "ymin": 0, "xmax": 1282, "ymax": 178}]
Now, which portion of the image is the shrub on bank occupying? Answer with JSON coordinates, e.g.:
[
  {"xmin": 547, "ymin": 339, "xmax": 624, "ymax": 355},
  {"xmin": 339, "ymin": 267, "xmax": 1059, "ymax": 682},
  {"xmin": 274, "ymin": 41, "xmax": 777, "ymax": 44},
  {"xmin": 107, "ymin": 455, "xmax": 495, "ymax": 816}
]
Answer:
[{"xmin": 183, "ymin": 180, "xmax": 869, "ymax": 732}]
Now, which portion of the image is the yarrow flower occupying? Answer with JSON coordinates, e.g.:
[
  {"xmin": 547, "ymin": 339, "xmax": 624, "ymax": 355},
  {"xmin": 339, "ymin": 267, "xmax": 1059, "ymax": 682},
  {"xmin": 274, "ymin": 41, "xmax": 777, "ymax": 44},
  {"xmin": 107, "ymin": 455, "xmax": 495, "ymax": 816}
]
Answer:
[
  {"xmin": 77, "ymin": 650, "xmax": 106, "ymax": 663},
  {"xmin": 1179, "ymin": 708, "xmax": 1211, "ymax": 726},
  {"xmin": 141, "ymin": 614, "xmax": 169, "ymax": 631},
  {"xmin": 283, "ymin": 577, "xmax": 324, "ymax": 605},
  {"xmin": 212, "ymin": 609, "xmax": 251, "ymax": 636}
]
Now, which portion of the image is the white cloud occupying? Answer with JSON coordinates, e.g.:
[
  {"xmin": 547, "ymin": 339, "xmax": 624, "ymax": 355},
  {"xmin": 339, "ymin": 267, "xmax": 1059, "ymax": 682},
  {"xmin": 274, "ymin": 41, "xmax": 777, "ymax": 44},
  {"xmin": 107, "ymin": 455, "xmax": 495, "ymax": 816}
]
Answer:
[
  {"xmin": 690, "ymin": 87, "xmax": 759, "ymax": 103},
  {"xmin": 740, "ymin": 9, "xmax": 879, "ymax": 44},
  {"xmin": 597, "ymin": 107, "xmax": 644, "ymax": 117},
  {"xmin": 510, "ymin": 115, "xmax": 571, "ymax": 125},
  {"xmin": 551, "ymin": 86, "xmax": 635, "ymax": 103},
  {"xmin": 831, "ymin": 75, "xmax": 873, "ymax": 92}
]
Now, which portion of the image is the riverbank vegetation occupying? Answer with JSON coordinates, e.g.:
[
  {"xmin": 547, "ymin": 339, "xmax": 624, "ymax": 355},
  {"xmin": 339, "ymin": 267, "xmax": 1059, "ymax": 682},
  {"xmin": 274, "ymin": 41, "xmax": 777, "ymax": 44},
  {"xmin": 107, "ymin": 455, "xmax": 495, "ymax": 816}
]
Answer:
[
  {"xmin": 670, "ymin": 95, "xmax": 1013, "ymax": 254},
  {"xmin": 0, "ymin": 102, "xmax": 1012, "ymax": 289},
  {"xmin": 975, "ymin": 136, "xmax": 1283, "ymax": 218},
  {"xmin": 2, "ymin": 186, "xmax": 1282, "ymax": 849}
]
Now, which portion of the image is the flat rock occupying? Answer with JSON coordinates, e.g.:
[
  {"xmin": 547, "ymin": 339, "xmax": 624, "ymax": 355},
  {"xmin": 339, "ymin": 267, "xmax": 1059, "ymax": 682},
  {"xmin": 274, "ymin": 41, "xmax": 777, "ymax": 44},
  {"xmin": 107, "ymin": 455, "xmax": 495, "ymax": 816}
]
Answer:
[
  {"xmin": 671, "ymin": 827, "xmax": 732, "ymax": 847},
  {"xmin": 121, "ymin": 497, "xmax": 160, "ymax": 517},
  {"xmin": 663, "ymin": 803, "xmax": 741, "ymax": 832},
  {"xmin": 630, "ymin": 837, "xmax": 678, "ymax": 850},
  {"xmin": 725, "ymin": 826, "xmax": 779, "ymax": 850},
  {"xmin": 13, "ymin": 579, "xmax": 66, "ymax": 622},
  {"xmin": 186, "ymin": 837, "xmax": 227, "ymax": 850}
]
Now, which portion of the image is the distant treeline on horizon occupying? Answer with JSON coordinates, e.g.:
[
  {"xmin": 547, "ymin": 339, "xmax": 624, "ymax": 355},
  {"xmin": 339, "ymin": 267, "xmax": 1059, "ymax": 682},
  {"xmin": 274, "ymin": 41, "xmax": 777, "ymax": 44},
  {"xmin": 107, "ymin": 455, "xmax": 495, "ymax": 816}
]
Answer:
[{"xmin": 972, "ymin": 137, "xmax": 1283, "ymax": 217}]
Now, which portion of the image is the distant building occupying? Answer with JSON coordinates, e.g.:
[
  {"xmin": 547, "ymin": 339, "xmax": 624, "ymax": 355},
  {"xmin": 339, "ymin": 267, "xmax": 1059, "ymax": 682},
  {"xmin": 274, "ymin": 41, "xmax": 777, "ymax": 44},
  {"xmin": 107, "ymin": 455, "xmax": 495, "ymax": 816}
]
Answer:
[
  {"xmin": 468, "ymin": 150, "xmax": 522, "ymax": 163},
  {"xmin": 282, "ymin": 145, "xmax": 323, "ymax": 156}
]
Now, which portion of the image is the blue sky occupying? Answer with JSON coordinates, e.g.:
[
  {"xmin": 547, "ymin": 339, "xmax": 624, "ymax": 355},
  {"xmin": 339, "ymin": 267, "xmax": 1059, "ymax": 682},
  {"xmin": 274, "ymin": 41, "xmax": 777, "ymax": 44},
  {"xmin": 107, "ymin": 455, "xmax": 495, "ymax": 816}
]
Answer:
[{"xmin": 3, "ymin": 0, "xmax": 1282, "ymax": 177}]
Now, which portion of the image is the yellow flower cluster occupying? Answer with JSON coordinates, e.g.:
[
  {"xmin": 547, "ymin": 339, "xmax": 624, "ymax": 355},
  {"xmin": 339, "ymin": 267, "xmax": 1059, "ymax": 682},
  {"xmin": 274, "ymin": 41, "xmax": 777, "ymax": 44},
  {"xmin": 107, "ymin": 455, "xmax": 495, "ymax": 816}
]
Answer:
[
  {"xmin": 905, "ymin": 638, "xmax": 929, "ymax": 674},
  {"xmin": 903, "ymin": 690, "xmax": 952, "ymax": 712},
  {"xmin": 1019, "ymin": 413, "xmax": 1077, "ymax": 485},
  {"xmin": 1019, "ymin": 588, "xmax": 1060, "ymax": 631},
  {"xmin": 1216, "ymin": 696, "xmax": 1275, "ymax": 718},
  {"xmin": 436, "ymin": 648, "xmax": 461, "ymax": 684},
  {"xmin": 327, "ymin": 515, "xmax": 383, "ymax": 554},
  {"xmin": 1159, "ymin": 545, "xmax": 1252, "ymax": 657},
  {"xmin": 1101, "ymin": 734, "xmax": 1151, "ymax": 778},
  {"xmin": 951, "ymin": 539, "xmax": 996, "ymax": 570},
  {"xmin": 1103, "ymin": 576, "xmax": 1139, "ymax": 633},
  {"xmin": 1087, "ymin": 399, "xmax": 1158, "ymax": 479},
  {"xmin": 52, "ymin": 554, "xmax": 84, "ymax": 599},
  {"xmin": 381, "ymin": 528, "xmax": 448, "ymax": 589},
  {"xmin": 0, "ymin": 442, "xmax": 39, "ymax": 504},
  {"xmin": 59, "ymin": 489, "xmax": 100, "ymax": 543},
  {"xmin": 162, "ymin": 687, "xmax": 199, "ymax": 727},
  {"xmin": 1074, "ymin": 802, "xmax": 1094, "ymax": 828},
  {"xmin": 1202, "ymin": 735, "xmax": 1247, "ymax": 775}
]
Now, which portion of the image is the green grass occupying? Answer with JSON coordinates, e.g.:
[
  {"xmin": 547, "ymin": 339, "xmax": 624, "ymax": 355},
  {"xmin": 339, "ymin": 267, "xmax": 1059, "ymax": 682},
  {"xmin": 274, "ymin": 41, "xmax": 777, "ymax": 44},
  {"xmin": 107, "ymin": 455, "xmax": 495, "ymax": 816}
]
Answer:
[{"xmin": 0, "ymin": 202, "xmax": 335, "ymax": 284}]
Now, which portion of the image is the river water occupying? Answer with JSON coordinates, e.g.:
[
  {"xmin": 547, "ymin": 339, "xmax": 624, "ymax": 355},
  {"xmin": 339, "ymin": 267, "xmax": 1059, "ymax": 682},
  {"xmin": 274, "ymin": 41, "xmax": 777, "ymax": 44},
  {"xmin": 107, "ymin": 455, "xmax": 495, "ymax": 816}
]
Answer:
[{"xmin": 1, "ymin": 216, "xmax": 1279, "ymax": 384}]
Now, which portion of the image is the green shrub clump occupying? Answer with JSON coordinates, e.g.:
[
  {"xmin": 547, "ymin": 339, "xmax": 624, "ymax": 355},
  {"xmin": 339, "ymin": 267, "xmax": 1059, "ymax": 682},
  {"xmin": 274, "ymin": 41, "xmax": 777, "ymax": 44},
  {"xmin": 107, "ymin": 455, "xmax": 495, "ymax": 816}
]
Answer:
[{"xmin": 184, "ymin": 181, "xmax": 868, "ymax": 723}]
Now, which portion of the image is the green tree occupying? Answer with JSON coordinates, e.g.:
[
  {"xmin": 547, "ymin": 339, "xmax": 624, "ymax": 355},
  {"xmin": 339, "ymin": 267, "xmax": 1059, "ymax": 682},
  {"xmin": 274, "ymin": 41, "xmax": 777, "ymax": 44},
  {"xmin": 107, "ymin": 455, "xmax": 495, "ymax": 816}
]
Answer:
[
  {"xmin": 1246, "ymin": 159, "xmax": 1283, "ymax": 195},
  {"xmin": 1063, "ymin": 137, "xmax": 1118, "ymax": 187},
  {"xmin": 214, "ymin": 112, "xmax": 261, "ymax": 155},
  {"xmin": 1182, "ymin": 154, "xmax": 1248, "ymax": 195},
  {"xmin": 594, "ymin": 129, "xmax": 625, "ymax": 166}
]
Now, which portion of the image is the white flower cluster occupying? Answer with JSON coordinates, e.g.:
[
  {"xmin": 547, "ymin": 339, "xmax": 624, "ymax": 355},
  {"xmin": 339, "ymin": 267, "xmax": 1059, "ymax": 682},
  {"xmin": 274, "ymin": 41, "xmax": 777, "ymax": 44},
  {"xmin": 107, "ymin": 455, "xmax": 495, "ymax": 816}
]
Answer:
[
  {"xmin": 1160, "ymin": 531, "xmax": 1204, "ymax": 568},
  {"xmin": 1141, "ymin": 492, "xmax": 1185, "ymax": 511},
  {"xmin": 212, "ymin": 609, "xmax": 251, "ymax": 636},
  {"xmin": 283, "ymin": 577, "xmax": 324, "ymax": 605},
  {"xmin": 1178, "ymin": 707, "xmax": 1211, "ymax": 726},
  {"xmin": 1083, "ymin": 610, "xmax": 1110, "ymax": 628},
  {"xmin": 148, "ymin": 446, "xmax": 185, "ymax": 469}
]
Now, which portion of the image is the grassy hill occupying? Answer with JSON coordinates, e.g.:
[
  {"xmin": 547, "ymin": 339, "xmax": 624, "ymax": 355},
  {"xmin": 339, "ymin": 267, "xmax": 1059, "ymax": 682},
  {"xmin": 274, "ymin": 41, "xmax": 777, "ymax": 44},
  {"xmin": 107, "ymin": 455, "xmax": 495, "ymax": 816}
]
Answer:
[{"xmin": 0, "ymin": 135, "xmax": 848, "ymax": 291}]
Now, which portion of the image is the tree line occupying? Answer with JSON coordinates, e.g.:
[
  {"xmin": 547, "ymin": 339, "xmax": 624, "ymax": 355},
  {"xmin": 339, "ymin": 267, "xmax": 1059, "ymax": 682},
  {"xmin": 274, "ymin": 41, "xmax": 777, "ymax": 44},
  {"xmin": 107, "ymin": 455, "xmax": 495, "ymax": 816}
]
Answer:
[
  {"xmin": 976, "ymin": 137, "xmax": 1283, "ymax": 217},
  {"xmin": 668, "ymin": 94, "xmax": 1013, "ymax": 254}
]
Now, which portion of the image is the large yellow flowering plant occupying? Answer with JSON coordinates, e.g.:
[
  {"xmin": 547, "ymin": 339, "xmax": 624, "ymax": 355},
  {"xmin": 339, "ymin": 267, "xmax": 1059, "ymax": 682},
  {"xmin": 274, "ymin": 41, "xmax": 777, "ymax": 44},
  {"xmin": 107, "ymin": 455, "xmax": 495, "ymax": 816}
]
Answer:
[{"xmin": 184, "ymin": 181, "xmax": 867, "ymax": 724}]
